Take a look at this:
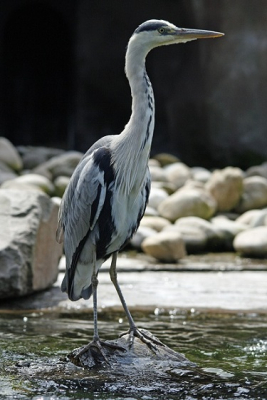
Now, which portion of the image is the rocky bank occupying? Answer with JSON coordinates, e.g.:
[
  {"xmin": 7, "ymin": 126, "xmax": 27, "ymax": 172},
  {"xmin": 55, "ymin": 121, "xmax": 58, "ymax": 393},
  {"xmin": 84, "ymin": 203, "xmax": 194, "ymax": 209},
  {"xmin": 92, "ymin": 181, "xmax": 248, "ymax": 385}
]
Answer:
[{"xmin": 1, "ymin": 137, "xmax": 267, "ymax": 298}]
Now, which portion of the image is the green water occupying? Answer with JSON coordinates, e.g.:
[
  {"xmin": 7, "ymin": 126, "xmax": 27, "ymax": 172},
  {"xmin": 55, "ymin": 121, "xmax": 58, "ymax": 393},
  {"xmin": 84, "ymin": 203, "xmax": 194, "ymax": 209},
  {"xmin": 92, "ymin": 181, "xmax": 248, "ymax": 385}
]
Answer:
[{"xmin": 1, "ymin": 309, "xmax": 267, "ymax": 399}]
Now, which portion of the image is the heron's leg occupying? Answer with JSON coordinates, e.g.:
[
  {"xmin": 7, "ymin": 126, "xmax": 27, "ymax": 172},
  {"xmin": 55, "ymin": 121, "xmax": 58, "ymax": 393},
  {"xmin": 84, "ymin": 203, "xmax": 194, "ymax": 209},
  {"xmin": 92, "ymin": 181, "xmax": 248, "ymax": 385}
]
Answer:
[
  {"xmin": 72, "ymin": 254, "xmax": 126, "ymax": 363},
  {"xmin": 91, "ymin": 267, "xmax": 99, "ymax": 342},
  {"xmin": 110, "ymin": 252, "xmax": 136, "ymax": 329},
  {"xmin": 110, "ymin": 253, "xmax": 163, "ymax": 351}
]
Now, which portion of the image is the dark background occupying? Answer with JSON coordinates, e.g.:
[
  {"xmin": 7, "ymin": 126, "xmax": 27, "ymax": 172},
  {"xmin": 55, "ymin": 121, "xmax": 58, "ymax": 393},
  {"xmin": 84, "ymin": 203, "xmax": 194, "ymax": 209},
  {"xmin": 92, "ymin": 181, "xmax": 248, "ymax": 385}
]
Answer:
[{"xmin": 0, "ymin": 0, "xmax": 266, "ymax": 169}]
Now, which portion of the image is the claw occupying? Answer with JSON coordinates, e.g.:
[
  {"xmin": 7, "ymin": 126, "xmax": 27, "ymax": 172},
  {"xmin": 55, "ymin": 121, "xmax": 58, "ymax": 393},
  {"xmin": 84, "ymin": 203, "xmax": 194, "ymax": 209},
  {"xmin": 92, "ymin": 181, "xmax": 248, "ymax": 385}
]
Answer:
[
  {"xmin": 72, "ymin": 339, "xmax": 126, "ymax": 365},
  {"xmin": 120, "ymin": 327, "xmax": 165, "ymax": 353}
]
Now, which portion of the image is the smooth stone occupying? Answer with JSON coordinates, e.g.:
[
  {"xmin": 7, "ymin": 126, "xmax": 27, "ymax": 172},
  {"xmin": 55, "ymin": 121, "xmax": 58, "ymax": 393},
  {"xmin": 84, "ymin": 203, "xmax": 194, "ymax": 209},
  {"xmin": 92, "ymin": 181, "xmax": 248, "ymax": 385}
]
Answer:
[
  {"xmin": 33, "ymin": 151, "xmax": 83, "ymax": 180},
  {"xmin": 17, "ymin": 145, "xmax": 64, "ymax": 170},
  {"xmin": 236, "ymin": 208, "xmax": 267, "ymax": 228},
  {"xmin": 0, "ymin": 189, "xmax": 62, "ymax": 298},
  {"xmin": 148, "ymin": 158, "xmax": 161, "ymax": 167},
  {"xmin": 158, "ymin": 188, "xmax": 216, "ymax": 222},
  {"xmin": 2, "ymin": 173, "xmax": 55, "ymax": 195},
  {"xmin": 141, "ymin": 230, "xmax": 186, "ymax": 262},
  {"xmin": 54, "ymin": 175, "xmax": 70, "ymax": 197},
  {"xmin": 140, "ymin": 216, "xmax": 171, "ymax": 232},
  {"xmin": 147, "ymin": 187, "xmax": 168, "ymax": 209},
  {"xmin": 149, "ymin": 165, "xmax": 167, "ymax": 182},
  {"xmin": 130, "ymin": 226, "xmax": 157, "ymax": 250},
  {"xmin": 211, "ymin": 216, "xmax": 247, "ymax": 236},
  {"xmin": 191, "ymin": 167, "xmax": 211, "ymax": 183},
  {"xmin": 153, "ymin": 152, "xmax": 180, "ymax": 166},
  {"xmin": 206, "ymin": 167, "xmax": 243, "ymax": 211},
  {"xmin": 164, "ymin": 223, "xmax": 208, "ymax": 253},
  {"xmin": 0, "ymin": 137, "xmax": 23, "ymax": 171},
  {"xmin": 0, "ymin": 162, "xmax": 18, "ymax": 184},
  {"xmin": 246, "ymin": 162, "xmax": 267, "ymax": 180},
  {"xmin": 151, "ymin": 180, "xmax": 176, "ymax": 194},
  {"xmin": 174, "ymin": 216, "xmax": 226, "ymax": 252},
  {"xmin": 144, "ymin": 206, "xmax": 159, "ymax": 216},
  {"xmin": 236, "ymin": 176, "xmax": 267, "ymax": 213},
  {"xmin": 164, "ymin": 162, "xmax": 192, "ymax": 190},
  {"xmin": 233, "ymin": 226, "xmax": 267, "ymax": 257}
]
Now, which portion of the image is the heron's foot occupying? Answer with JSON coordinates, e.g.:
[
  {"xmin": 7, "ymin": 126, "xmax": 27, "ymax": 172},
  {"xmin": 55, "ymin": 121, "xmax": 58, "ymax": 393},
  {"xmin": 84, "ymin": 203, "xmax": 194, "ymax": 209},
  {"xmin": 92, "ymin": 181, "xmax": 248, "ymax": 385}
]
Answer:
[
  {"xmin": 120, "ymin": 326, "xmax": 165, "ymax": 353},
  {"xmin": 71, "ymin": 339, "xmax": 127, "ymax": 364}
]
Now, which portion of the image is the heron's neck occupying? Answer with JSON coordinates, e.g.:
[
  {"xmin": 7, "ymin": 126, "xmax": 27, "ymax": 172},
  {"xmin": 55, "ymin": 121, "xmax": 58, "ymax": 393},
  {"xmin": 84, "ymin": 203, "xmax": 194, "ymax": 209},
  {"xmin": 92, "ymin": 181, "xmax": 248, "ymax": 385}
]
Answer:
[
  {"xmin": 125, "ymin": 43, "xmax": 155, "ymax": 154},
  {"xmin": 112, "ymin": 42, "xmax": 155, "ymax": 194}
]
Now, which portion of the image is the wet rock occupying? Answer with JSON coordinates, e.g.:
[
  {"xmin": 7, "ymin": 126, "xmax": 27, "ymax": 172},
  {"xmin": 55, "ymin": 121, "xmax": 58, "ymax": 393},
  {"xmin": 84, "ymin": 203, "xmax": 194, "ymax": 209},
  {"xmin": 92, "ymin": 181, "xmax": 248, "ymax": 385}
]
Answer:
[
  {"xmin": 33, "ymin": 151, "xmax": 83, "ymax": 181},
  {"xmin": 0, "ymin": 189, "xmax": 62, "ymax": 298},
  {"xmin": 164, "ymin": 162, "xmax": 192, "ymax": 190},
  {"xmin": 206, "ymin": 167, "xmax": 243, "ymax": 212},
  {"xmin": 140, "ymin": 216, "xmax": 171, "ymax": 232},
  {"xmin": 0, "ymin": 137, "xmax": 23, "ymax": 171},
  {"xmin": 236, "ymin": 176, "xmax": 267, "ymax": 213},
  {"xmin": 141, "ymin": 230, "xmax": 186, "ymax": 262},
  {"xmin": 68, "ymin": 329, "xmax": 192, "ymax": 369},
  {"xmin": 158, "ymin": 187, "xmax": 216, "ymax": 222},
  {"xmin": 148, "ymin": 186, "xmax": 168, "ymax": 209},
  {"xmin": 233, "ymin": 226, "xmax": 267, "ymax": 257},
  {"xmin": 130, "ymin": 226, "xmax": 157, "ymax": 250},
  {"xmin": 1, "ymin": 173, "xmax": 54, "ymax": 195}
]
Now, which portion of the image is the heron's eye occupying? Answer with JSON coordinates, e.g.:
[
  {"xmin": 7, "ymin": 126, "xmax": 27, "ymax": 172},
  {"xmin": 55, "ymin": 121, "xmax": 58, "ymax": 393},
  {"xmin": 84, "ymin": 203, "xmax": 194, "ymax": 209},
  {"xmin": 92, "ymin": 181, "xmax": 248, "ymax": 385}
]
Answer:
[{"xmin": 158, "ymin": 27, "xmax": 167, "ymax": 34}]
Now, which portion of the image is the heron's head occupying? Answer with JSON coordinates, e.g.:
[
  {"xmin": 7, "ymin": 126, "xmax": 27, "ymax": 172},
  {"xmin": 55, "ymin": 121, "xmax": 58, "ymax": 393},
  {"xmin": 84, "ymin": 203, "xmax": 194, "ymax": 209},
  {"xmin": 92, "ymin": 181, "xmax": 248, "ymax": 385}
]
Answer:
[{"xmin": 131, "ymin": 19, "xmax": 224, "ymax": 52}]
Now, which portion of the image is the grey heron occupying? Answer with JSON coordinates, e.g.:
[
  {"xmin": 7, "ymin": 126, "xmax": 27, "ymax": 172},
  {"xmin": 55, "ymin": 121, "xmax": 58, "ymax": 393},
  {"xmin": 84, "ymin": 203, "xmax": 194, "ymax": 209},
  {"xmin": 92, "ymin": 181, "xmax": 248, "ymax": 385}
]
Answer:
[{"xmin": 56, "ymin": 19, "xmax": 223, "ymax": 359}]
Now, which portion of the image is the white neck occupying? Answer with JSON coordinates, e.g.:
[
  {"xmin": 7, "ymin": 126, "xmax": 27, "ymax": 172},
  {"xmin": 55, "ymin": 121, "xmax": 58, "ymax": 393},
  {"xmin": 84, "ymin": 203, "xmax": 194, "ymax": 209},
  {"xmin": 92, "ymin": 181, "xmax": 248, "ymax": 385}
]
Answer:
[{"xmin": 111, "ymin": 36, "xmax": 155, "ymax": 194}]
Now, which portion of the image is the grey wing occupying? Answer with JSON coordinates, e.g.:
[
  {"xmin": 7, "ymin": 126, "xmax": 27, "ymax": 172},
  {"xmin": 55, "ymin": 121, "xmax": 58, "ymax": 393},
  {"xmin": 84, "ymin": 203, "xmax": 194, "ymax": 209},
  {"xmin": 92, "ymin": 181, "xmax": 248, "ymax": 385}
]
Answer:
[{"xmin": 56, "ymin": 150, "xmax": 107, "ymax": 298}]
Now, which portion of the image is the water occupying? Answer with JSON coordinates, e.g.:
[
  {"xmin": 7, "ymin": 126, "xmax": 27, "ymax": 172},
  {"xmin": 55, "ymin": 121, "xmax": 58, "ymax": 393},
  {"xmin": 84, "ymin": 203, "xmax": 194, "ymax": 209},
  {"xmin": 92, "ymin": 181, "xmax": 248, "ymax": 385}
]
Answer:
[{"xmin": 1, "ymin": 308, "xmax": 267, "ymax": 399}]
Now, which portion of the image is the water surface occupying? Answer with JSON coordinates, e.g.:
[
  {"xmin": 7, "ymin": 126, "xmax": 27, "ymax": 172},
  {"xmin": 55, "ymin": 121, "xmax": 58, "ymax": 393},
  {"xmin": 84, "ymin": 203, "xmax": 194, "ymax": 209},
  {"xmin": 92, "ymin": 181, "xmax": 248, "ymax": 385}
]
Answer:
[{"xmin": 1, "ymin": 308, "xmax": 267, "ymax": 399}]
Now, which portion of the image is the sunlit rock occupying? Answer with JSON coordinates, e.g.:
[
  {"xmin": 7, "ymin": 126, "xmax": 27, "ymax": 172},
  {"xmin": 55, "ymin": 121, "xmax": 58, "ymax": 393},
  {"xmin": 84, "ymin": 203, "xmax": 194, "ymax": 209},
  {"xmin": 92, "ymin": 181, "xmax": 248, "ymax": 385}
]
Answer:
[
  {"xmin": 130, "ymin": 226, "xmax": 157, "ymax": 250},
  {"xmin": 33, "ymin": 151, "xmax": 83, "ymax": 180},
  {"xmin": 17, "ymin": 146, "xmax": 64, "ymax": 170},
  {"xmin": 158, "ymin": 187, "xmax": 216, "ymax": 222},
  {"xmin": 191, "ymin": 166, "xmax": 211, "ymax": 183},
  {"xmin": 1, "ymin": 173, "xmax": 54, "ymax": 195},
  {"xmin": 0, "ymin": 137, "xmax": 23, "ymax": 171},
  {"xmin": 236, "ymin": 176, "xmax": 267, "ymax": 213},
  {"xmin": 0, "ymin": 189, "xmax": 62, "ymax": 298},
  {"xmin": 206, "ymin": 167, "xmax": 243, "ymax": 212},
  {"xmin": 164, "ymin": 162, "xmax": 192, "ymax": 190},
  {"xmin": 149, "ymin": 165, "xmax": 167, "ymax": 182},
  {"xmin": 0, "ymin": 161, "xmax": 18, "ymax": 184},
  {"xmin": 54, "ymin": 175, "xmax": 70, "ymax": 197},
  {"xmin": 140, "ymin": 216, "xmax": 171, "ymax": 232},
  {"xmin": 141, "ymin": 230, "xmax": 186, "ymax": 262},
  {"xmin": 233, "ymin": 226, "xmax": 267, "ymax": 257},
  {"xmin": 147, "ymin": 187, "xmax": 168, "ymax": 209}
]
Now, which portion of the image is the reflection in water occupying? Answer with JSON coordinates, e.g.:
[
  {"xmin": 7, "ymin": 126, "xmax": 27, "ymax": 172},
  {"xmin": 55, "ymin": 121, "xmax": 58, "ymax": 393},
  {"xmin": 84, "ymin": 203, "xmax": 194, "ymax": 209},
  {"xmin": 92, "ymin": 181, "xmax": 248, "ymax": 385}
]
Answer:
[{"xmin": 0, "ymin": 309, "xmax": 267, "ymax": 399}]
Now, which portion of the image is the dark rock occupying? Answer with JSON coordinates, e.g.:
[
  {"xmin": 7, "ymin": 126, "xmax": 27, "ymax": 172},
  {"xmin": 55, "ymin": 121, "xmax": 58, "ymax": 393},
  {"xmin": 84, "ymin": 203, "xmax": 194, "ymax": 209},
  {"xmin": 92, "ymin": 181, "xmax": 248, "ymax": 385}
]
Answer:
[{"xmin": 68, "ymin": 329, "xmax": 193, "ymax": 370}]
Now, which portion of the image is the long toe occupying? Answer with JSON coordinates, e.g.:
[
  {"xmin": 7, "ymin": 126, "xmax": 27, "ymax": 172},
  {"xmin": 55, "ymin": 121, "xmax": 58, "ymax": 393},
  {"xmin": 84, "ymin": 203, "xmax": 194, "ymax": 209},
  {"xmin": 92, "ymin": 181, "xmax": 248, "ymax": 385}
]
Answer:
[{"xmin": 120, "ymin": 327, "xmax": 165, "ymax": 353}]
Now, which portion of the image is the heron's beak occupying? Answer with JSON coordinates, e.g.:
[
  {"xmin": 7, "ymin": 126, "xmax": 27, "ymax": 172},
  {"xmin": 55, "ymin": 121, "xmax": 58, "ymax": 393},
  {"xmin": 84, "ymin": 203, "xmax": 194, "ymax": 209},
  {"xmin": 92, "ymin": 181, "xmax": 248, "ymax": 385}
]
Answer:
[{"xmin": 174, "ymin": 27, "xmax": 224, "ymax": 41}]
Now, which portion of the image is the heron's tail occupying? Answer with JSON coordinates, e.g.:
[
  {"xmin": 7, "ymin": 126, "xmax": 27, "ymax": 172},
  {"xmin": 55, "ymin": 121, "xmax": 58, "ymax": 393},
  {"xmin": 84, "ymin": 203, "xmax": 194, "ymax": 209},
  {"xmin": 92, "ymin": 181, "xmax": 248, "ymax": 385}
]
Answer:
[{"xmin": 61, "ymin": 264, "xmax": 93, "ymax": 301}]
